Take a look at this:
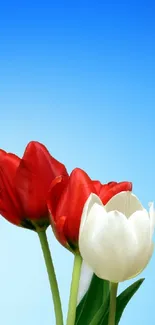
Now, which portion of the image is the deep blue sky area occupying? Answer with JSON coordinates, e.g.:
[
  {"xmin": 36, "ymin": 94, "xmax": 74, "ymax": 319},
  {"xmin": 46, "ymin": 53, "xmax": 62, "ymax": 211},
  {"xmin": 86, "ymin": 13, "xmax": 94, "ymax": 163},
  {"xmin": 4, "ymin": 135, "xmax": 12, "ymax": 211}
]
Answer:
[{"xmin": 0, "ymin": 1, "xmax": 155, "ymax": 325}]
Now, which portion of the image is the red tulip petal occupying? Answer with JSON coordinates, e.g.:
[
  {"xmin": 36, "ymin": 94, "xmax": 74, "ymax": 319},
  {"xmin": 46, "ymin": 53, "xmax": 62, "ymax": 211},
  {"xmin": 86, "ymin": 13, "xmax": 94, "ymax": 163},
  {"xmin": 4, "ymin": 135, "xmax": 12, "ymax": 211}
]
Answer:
[
  {"xmin": 47, "ymin": 174, "xmax": 69, "ymax": 222},
  {"xmin": 93, "ymin": 180, "xmax": 118, "ymax": 196},
  {"xmin": 54, "ymin": 168, "xmax": 96, "ymax": 243},
  {"xmin": 0, "ymin": 149, "xmax": 7, "ymax": 162},
  {"xmin": 21, "ymin": 141, "xmax": 68, "ymax": 182},
  {"xmin": 15, "ymin": 141, "xmax": 68, "ymax": 220},
  {"xmin": 92, "ymin": 180, "xmax": 102, "ymax": 193},
  {"xmin": 0, "ymin": 198, "xmax": 20, "ymax": 225},
  {"xmin": 0, "ymin": 153, "xmax": 22, "ymax": 223},
  {"xmin": 53, "ymin": 216, "xmax": 69, "ymax": 248},
  {"xmin": 100, "ymin": 181, "xmax": 132, "ymax": 205}
]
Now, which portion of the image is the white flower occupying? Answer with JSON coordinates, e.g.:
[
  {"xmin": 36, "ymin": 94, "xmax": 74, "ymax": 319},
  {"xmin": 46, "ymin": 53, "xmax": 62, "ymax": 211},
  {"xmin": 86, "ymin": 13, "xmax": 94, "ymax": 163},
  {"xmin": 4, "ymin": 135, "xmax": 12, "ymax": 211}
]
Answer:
[{"xmin": 79, "ymin": 191, "xmax": 155, "ymax": 283}]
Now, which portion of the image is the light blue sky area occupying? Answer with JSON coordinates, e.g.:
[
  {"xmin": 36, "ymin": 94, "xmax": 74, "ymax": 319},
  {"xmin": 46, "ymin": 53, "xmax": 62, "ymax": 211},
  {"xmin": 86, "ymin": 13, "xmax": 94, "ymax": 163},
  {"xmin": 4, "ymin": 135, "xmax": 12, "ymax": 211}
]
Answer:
[{"xmin": 0, "ymin": 0, "xmax": 155, "ymax": 324}]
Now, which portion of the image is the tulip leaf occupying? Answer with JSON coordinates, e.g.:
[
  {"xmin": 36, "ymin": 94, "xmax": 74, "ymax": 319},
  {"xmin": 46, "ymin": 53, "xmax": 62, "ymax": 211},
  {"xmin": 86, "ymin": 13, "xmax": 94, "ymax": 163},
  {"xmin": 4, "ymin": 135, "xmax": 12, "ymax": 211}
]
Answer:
[
  {"xmin": 75, "ymin": 274, "xmax": 110, "ymax": 325},
  {"xmin": 115, "ymin": 278, "xmax": 145, "ymax": 325},
  {"xmin": 92, "ymin": 278, "xmax": 144, "ymax": 325},
  {"xmin": 89, "ymin": 294, "xmax": 110, "ymax": 325}
]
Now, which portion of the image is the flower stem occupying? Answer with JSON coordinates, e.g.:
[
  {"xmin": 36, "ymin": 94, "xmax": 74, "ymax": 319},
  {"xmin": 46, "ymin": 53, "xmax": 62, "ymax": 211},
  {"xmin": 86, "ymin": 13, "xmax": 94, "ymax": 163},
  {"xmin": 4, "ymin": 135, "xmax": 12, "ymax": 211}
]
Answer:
[
  {"xmin": 108, "ymin": 282, "xmax": 118, "ymax": 325},
  {"xmin": 66, "ymin": 254, "xmax": 82, "ymax": 325},
  {"xmin": 37, "ymin": 230, "xmax": 63, "ymax": 325}
]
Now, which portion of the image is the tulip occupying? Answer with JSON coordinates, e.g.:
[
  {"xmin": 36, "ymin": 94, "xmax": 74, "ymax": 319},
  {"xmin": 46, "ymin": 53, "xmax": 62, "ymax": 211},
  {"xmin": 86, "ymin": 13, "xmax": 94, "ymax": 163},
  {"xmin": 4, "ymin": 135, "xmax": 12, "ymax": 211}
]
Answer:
[
  {"xmin": 0, "ymin": 141, "xmax": 68, "ymax": 231},
  {"xmin": 48, "ymin": 167, "xmax": 132, "ymax": 251},
  {"xmin": 0, "ymin": 141, "xmax": 67, "ymax": 325},
  {"xmin": 79, "ymin": 191, "xmax": 155, "ymax": 283}
]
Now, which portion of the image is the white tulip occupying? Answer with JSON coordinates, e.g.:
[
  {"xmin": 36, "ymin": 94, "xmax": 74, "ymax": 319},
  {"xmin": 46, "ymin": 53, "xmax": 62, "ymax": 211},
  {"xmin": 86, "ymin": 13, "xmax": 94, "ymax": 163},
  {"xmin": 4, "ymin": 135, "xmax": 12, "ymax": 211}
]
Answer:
[{"xmin": 79, "ymin": 191, "xmax": 155, "ymax": 283}]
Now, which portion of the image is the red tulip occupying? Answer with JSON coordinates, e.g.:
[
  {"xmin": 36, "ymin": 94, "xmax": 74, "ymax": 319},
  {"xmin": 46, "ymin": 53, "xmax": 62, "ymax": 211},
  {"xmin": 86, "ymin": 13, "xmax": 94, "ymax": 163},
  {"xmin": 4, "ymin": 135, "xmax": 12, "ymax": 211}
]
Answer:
[
  {"xmin": 47, "ymin": 168, "xmax": 132, "ymax": 251},
  {"xmin": 0, "ymin": 141, "xmax": 68, "ymax": 231}
]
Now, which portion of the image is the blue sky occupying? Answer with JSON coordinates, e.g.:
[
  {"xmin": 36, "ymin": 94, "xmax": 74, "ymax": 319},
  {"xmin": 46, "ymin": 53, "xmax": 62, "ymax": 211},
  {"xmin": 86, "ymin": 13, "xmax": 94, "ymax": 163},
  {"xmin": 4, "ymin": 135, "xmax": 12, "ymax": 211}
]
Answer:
[{"xmin": 0, "ymin": 0, "xmax": 155, "ymax": 324}]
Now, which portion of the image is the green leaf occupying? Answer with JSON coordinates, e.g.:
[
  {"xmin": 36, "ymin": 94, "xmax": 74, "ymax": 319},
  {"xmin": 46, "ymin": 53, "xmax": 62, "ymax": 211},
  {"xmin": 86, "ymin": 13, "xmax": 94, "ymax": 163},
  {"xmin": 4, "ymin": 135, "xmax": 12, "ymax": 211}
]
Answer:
[
  {"xmin": 99, "ymin": 278, "xmax": 145, "ymax": 325},
  {"xmin": 75, "ymin": 274, "xmax": 110, "ymax": 325},
  {"xmin": 115, "ymin": 278, "xmax": 145, "ymax": 325},
  {"xmin": 89, "ymin": 294, "xmax": 110, "ymax": 325}
]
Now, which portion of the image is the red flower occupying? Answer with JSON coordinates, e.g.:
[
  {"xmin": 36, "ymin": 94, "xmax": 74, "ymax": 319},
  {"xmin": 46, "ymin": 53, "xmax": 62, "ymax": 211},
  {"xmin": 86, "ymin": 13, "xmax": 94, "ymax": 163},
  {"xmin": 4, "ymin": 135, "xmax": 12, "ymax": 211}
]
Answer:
[
  {"xmin": 47, "ymin": 168, "xmax": 132, "ymax": 251},
  {"xmin": 0, "ymin": 141, "xmax": 68, "ymax": 231}
]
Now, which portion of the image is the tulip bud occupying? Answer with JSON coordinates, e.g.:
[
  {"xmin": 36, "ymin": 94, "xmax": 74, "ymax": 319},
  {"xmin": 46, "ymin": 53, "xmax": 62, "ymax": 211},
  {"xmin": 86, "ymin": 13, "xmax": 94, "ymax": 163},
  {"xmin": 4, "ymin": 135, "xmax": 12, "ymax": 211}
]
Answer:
[
  {"xmin": 0, "ymin": 141, "xmax": 68, "ymax": 231},
  {"xmin": 79, "ymin": 192, "xmax": 155, "ymax": 283},
  {"xmin": 48, "ymin": 167, "xmax": 132, "ymax": 252}
]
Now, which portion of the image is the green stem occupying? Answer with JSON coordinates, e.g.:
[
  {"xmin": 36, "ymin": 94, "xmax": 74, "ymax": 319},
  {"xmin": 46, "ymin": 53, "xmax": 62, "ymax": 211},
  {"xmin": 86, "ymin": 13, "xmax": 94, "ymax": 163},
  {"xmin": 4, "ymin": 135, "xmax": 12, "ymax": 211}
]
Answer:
[
  {"xmin": 108, "ymin": 282, "xmax": 118, "ymax": 325},
  {"xmin": 37, "ymin": 230, "xmax": 63, "ymax": 325},
  {"xmin": 66, "ymin": 254, "xmax": 82, "ymax": 325}
]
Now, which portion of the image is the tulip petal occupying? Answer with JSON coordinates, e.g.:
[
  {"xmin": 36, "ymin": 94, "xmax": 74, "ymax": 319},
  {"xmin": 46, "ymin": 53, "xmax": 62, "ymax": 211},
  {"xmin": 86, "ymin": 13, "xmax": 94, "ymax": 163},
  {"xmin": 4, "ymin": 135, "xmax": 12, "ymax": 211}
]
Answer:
[
  {"xmin": 123, "ymin": 210, "xmax": 154, "ymax": 279},
  {"xmin": 53, "ymin": 168, "xmax": 96, "ymax": 244},
  {"xmin": 48, "ymin": 174, "xmax": 69, "ymax": 222},
  {"xmin": 149, "ymin": 202, "xmax": 155, "ymax": 238},
  {"xmin": 0, "ymin": 153, "xmax": 22, "ymax": 224},
  {"xmin": 92, "ymin": 180, "xmax": 103, "ymax": 193},
  {"xmin": 97, "ymin": 182, "xmax": 117, "ymax": 197},
  {"xmin": 105, "ymin": 191, "xmax": 144, "ymax": 217},
  {"xmin": 100, "ymin": 182, "xmax": 132, "ymax": 205},
  {"xmin": 15, "ymin": 141, "xmax": 68, "ymax": 220},
  {"xmin": 79, "ymin": 198, "xmax": 138, "ymax": 282},
  {"xmin": 80, "ymin": 193, "xmax": 103, "ymax": 234},
  {"xmin": 21, "ymin": 141, "xmax": 68, "ymax": 180},
  {"xmin": 0, "ymin": 198, "xmax": 20, "ymax": 225},
  {"xmin": 0, "ymin": 149, "xmax": 7, "ymax": 162},
  {"xmin": 77, "ymin": 261, "xmax": 93, "ymax": 305},
  {"xmin": 125, "ymin": 243, "xmax": 154, "ymax": 281},
  {"xmin": 54, "ymin": 216, "xmax": 69, "ymax": 248}
]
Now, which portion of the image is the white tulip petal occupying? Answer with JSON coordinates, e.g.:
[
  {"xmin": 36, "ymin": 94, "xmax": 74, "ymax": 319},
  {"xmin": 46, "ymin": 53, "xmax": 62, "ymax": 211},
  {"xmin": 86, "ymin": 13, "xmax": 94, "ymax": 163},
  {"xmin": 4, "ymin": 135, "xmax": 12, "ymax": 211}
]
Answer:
[
  {"xmin": 149, "ymin": 202, "xmax": 155, "ymax": 238},
  {"xmin": 79, "ymin": 204, "xmax": 137, "ymax": 283},
  {"xmin": 129, "ymin": 210, "xmax": 150, "ymax": 245},
  {"xmin": 105, "ymin": 192, "xmax": 144, "ymax": 217},
  {"xmin": 79, "ymin": 193, "xmax": 103, "ymax": 235},
  {"xmin": 124, "ymin": 242, "xmax": 154, "ymax": 280},
  {"xmin": 122, "ymin": 210, "xmax": 153, "ymax": 279},
  {"xmin": 77, "ymin": 261, "xmax": 93, "ymax": 305}
]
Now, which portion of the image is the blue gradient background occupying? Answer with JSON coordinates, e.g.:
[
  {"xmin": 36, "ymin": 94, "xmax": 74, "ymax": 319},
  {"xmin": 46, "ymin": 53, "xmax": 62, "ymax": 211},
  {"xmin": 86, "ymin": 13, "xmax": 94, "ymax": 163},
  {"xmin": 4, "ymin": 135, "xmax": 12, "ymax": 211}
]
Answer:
[{"xmin": 0, "ymin": 0, "xmax": 154, "ymax": 324}]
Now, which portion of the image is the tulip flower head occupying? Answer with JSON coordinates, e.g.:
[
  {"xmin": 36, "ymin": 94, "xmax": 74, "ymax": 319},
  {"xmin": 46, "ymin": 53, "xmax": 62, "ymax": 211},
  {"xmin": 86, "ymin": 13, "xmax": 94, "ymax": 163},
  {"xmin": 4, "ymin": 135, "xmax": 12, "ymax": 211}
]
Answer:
[
  {"xmin": 48, "ymin": 167, "xmax": 132, "ymax": 252},
  {"xmin": 79, "ymin": 191, "xmax": 155, "ymax": 283},
  {"xmin": 0, "ymin": 141, "xmax": 68, "ymax": 231}
]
